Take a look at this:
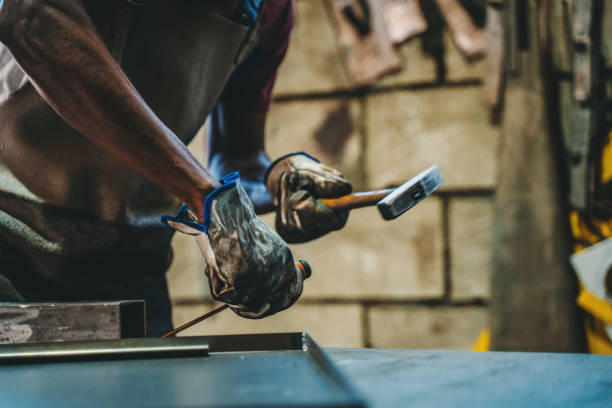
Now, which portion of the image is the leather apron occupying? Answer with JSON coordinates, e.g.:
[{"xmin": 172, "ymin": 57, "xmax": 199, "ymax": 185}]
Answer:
[{"xmin": 0, "ymin": 0, "xmax": 260, "ymax": 336}]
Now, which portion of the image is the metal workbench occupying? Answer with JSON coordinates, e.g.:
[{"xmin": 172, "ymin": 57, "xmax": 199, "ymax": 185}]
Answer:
[
  {"xmin": 0, "ymin": 334, "xmax": 610, "ymax": 407},
  {"xmin": 329, "ymin": 349, "xmax": 612, "ymax": 407}
]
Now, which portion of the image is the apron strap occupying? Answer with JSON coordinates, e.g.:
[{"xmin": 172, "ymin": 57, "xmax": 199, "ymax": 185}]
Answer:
[
  {"xmin": 234, "ymin": 0, "xmax": 268, "ymax": 64},
  {"xmin": 112, "ymin": 0, "xmax": 146, "ymax": 65}
]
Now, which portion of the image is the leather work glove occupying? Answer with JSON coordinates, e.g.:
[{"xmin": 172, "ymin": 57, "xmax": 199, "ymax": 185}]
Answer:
[
  {"xmin": 265, "ymin": 152, "xmax": 353, "ymax": 243},
  {"xmin": 162, "ymin": 172, "xmax": 304, "ymax": 318}
]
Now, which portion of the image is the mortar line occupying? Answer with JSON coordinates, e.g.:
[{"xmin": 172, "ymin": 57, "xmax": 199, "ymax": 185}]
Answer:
[
  {"xmin": 360, "ymin": 303, "xmax": 372, "ymax": 348},
  {"xmin": 433, "ymin": 188, "xmax": 494, "ymax": 197},
  {"xmin": 442, "ymin": 195, "xmax": 452, "ymax": 301},
  {"xmin": 272, "ymin": 78, "xmax": 482, "ymax": 103},
  {"xmin": 171, "ymin": 299, "xmax": 220, "ymax": 307},
  {"xmin": 171, "ymin": 298, "xmax": 490, "ymax": 307},
  {"xmin": 359, "ymin": 92, "xmax": 368, "ymax": 189}
]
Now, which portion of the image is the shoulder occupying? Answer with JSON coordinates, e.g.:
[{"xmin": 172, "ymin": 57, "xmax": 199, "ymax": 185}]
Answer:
[
  {"xmin": 258, "ymin": 0, "xmax": 294, "ymax": 53},
  {"xmin": 262, "ymin": 0, "xmax": 294, "ymax": 23}
]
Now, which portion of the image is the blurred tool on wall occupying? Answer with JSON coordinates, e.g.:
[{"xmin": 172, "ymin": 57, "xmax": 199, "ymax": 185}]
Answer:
[
  {"xmin": 324, "ymin": 0, "xmax": 485, "ymax": 86},
  {"xmin": 479, "ymin": 0, "xmax": 612, "ymax": 354},
  {"xmin": 565, "ymin": 0, "xmax": 612, "ymax": 354}
]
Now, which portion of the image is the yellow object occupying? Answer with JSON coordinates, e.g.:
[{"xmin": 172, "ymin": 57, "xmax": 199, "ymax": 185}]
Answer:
[
  {"xmin": 584, "ymin": 323, "xmax": 612, "ymax": 354},
  {"xmin": 601, "ymin": 132, "xmax": 612, "ymax": 184},
  {"xmin": 570, "ymin": 130, "xmax": 612, "ymax": 354},
  {"xmin": 474, "ymin": 133, "xmax": 611, "ymax": 353},
  {"xmin": 577, "ymin": 289, "xmax": 612, "ymax": 354},
  {"xmin": 472, "ymin": 329, "xmax": 490, "ymax": 352},
  {"xmin": 577, "ymin": 289, "xmax": 612, "ymax": 326},
  {"xmin": 570, "ymin": 212, "xmax": 612, "ymax": 253}
]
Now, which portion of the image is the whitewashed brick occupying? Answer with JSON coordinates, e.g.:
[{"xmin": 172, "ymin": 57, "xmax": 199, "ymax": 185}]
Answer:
[
  {"xmin": 266, "ymin": 98, "xmax": 365, "ymax": 188},
  {"xmin": 449, "ymin": 197, "xmax": 493, "ymax": 300},
  {"xmin": 274, "ymin": 0, "xmax": 350, "ymax": 95},
  {"xmin": 166, "ymin": 232, "xmax": 211, "ymax": 301},
  {"xmin": 444, "ymin": 31, "xmax": 484, "ymax": 82},
  {"xmin": 376, "ymin": 37, "xmax": 437, "ymax": 87},
  {"xmin": 276, "ymin": 4, "xmax": 482, "ymax": 93},
  {"xmin": 379, "ymin": 31, "xmax": 483, "ymax": 87},
  {"xmin": 268, "ymin": 197, "xmax": 444, "ymax": 300},
  {"xmin": 365, "ymin": 86, "xmax": 499, "ymax": 189},
  {"xmin": 368, "ymin": 305, "xmax": 488, "ymax": 349},
  {"xmin": 172, "ymin": 303, "xmax": 363, "ymax": 348}
]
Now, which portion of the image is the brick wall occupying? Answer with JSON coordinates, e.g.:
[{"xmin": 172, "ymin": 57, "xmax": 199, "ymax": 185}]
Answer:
[{"xmin": 166, "ymin": 0, "xmax": 498, "ymax": 349}]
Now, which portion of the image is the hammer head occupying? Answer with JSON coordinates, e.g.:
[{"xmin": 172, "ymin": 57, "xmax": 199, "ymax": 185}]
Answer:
[{"xmin": 377, "ymin": 165, "xmax": 444, "ymax": 220}]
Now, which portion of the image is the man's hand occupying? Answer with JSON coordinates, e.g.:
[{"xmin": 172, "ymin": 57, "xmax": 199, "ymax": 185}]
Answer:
[
  {"xmin": 265, "ymin": 153, "xmax": 353, "ymax": 243},
  {"xmin": 163, "ymin": 173, "xmax": 304, "ymax": 318}
]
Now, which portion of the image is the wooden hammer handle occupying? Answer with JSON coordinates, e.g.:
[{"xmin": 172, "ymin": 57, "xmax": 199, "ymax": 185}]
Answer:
[{"xmin": 319, "ymin": 189, "xmax": 394, "ymax": 211}]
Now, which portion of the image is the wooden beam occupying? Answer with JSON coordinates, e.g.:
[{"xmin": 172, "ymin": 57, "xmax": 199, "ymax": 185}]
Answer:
[{"xmin": 490, "ymin": 0, "xmax": 586, "ymax": 352}]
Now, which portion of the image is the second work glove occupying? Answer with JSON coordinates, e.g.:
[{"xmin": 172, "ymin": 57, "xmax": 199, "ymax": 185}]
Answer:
[
  {"xmin": 162, "ymin": 172, "xmax": 304, "ymax": 318},
  {"xmin": 265, "ymin": 152, "xmax": 353, "ymax": 243}
]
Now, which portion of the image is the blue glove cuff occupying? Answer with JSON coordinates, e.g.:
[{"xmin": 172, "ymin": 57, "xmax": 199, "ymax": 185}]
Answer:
[
  {"xmin": 202, "ymin": 172, "xmax": 240, "ymax": 232},
  {"xmin": 263, "ymin": 152, "xmax": 320, "ymax": 185},
  {"xmin": 161, "ymin": 204, "xmax": 205, "ymax": 233},
  {"xmin": 161, "ymin": 172, "xmax": 241, "ymax": 234}
]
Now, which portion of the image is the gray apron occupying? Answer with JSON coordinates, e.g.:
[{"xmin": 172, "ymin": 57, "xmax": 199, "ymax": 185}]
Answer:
[{"xmin": 0, "ymin": 0, "xmax": 260, "ymax": 335}]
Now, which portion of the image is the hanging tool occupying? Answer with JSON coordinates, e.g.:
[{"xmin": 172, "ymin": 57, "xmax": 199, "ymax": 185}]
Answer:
[
  {"xmin": 434, "ymin": 0, "xmax": 486, "ymax": 61},
  {"xmin": 320, "ymin": 165, "xmax": 444, "ymax": 220},
  {"xmin": 569, "ymin": 0, "xmax": 603, "ymax": 212},
  {"xmin": 482, "ymin": 0, "xmax": 505, "ymax": 117},
  {"xmin": 325, "ymin": 0, "xmax": 403, "ymax": 86},
  {"xmin": 339, "ymin": 0, "xmax": 371, "ymax": 36},
  {"xmin": 161, "ymin": 260, "xmax": 312, "ymax": 338},
  {"xmin": 385, "ymin": 0, "xmax": 428, "ymax": 46}
]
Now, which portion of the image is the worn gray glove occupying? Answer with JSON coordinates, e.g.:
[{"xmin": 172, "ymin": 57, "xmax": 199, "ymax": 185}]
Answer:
[
  {"xmin": 162, "ymin": 172, "xmax": 304, "ymax": 318},
  {"xmin": 265, "ymin": 152, "xmax": 352, "ymax": 243}
]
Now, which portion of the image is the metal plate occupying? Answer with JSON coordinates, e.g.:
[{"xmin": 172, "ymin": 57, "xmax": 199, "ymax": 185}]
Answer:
[
  {"xmin": 0, "ymin": 337, "xmax": 209, "ymax": 364},
  {"xmin": 328, "ymin": 349, "xmax": 612, "ymax": 408},
  {"xmin": 0, "ymin": 332, "xmax": 366, "ymax": 408},
  {"xmin": 0, "ymin": 301, "xmax": 146, "ymax": 344}
]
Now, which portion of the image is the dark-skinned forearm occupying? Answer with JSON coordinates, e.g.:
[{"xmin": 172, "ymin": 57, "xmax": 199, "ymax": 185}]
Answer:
[{"xmin": 0, "ymin": 0, "xmax": 218, "ymax": 220}]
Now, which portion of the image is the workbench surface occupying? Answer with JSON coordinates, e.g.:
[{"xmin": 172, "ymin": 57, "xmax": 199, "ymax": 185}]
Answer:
[
  {"xmin": 1, "ymin": 345, "xmax": 610, "ymax": 407},
  {"xmin": 328, "ymin": 349, "xmax": 612, "ymax": 407}
]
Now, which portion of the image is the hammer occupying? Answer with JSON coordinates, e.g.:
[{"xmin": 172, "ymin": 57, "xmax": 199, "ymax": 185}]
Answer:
[{"xmin": 320, "ymin": 165, "xmax": 444, "ymax": 220}]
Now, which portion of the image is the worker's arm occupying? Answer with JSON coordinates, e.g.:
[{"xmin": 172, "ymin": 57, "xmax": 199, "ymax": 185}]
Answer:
[
  {"xmin": 207, "ymin": 1, "xmax": 352, "ymax": 241},
  {"xmin": 206, "ymin": 2, "xmax": 292, "ymax": 215},
  {"xmin": 0, "ymin": 0, "xmax": 219, "ymax": 221},
  {"xmin": 208, "ymin": 103, "xmax": 275, "ymax": 213},
  {"xmin": 208, "ymin": 88, "xmax": 353, "ymax": 243}
]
